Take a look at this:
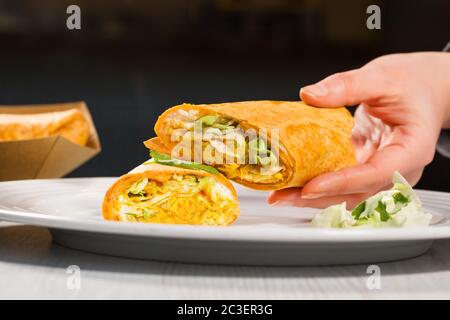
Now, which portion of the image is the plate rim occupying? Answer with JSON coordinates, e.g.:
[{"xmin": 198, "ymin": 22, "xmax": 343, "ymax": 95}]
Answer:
[{"xmin": 0, "ymin": 177, "xmax": 450, "ymax": 243}]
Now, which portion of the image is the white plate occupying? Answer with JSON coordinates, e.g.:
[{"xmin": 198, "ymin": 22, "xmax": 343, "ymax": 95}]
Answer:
[{"xmin": 0, "ymin": 178, "xmax": 449, "ymax": 266}]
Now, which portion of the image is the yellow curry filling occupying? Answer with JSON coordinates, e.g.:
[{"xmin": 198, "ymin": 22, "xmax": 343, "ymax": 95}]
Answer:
[
  {"xmin": 163, "ymin": 109, "xmax": 286, "ymax": 184},
  {"xmin": 115, "ymin": 174, "xmax": 237, "ymax": 225}
]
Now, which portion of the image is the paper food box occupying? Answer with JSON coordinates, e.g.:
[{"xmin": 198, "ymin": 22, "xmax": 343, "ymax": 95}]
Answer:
[{"xmin": 0, "ymin": 101, "xmax": 101, "ymax": 181}]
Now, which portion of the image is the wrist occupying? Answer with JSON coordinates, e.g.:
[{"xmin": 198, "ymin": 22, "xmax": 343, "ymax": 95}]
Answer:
[{"xmin": 441, "ymin": 52, "xmax": 450, "ymax": 128}]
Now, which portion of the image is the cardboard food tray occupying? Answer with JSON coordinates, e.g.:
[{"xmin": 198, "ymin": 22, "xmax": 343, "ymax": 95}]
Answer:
[{"xmin": 0, "ymin": 101, "xmax": 101, "ymax": 181}]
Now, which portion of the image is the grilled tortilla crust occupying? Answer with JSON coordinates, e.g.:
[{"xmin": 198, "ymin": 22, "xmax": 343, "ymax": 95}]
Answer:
[
  {"xmin": 147, "ymin": 100, "xmax": 356, "ymax": 190},
  {"xmin": 102, "ymin": 162, "xmax": 239, "ymax": 225},
  {"xmin": 0, "ymin": 108, "xmax": 89, "ymax": 146}
]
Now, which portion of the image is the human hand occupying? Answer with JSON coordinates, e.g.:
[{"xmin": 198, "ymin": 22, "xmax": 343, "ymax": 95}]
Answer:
[{"xmin": 268, "ymin": 52, "xmax": 450, "ymax": 209}]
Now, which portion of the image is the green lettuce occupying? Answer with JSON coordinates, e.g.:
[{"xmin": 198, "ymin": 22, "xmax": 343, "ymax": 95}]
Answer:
[
  {"xmin": 311, "ymin": 172, "xmax": 432, "ymax": 228},
  {"xmin": 148, "ymin": 150, "xmax": 219, "ymax": 175}
]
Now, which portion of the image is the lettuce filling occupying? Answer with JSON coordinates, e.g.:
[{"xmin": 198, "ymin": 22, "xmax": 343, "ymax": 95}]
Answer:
[
  {"xmin": 165, "ymin": 109, "xmax": 284, "ymax": 184},
  {"xmin": 148, "ymin": 150, "xmax": 219, "ymax": 175}
]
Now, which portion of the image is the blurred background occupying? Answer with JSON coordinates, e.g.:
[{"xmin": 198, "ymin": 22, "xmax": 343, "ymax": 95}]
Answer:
[{"xmin": 0, "ymin": 0, "xmax": 449, "ymax": 190}]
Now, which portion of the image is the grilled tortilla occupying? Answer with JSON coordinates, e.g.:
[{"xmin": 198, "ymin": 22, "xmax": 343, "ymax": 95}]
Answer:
[
  {"xmin": 0, "ymin": 108, "xmax": 89, "ymax": 146},
  {"xmin": 145, "ymin": 100, "xmax": 356, "ymax": 190},
  {"xmin": 103, "ymin": 162, "xmax": 239, "ymax": 225}
]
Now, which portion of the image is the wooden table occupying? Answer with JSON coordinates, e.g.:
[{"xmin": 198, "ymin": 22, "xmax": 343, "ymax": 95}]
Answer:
[{"xmin": 1, "ymin": 221, "xmax": 450, "ymax": 299}]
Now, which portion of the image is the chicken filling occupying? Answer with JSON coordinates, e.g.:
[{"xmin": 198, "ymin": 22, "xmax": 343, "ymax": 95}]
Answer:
[
  {"xmin": 163, "ymin": 109, "xmax": 285, "ymax": 184},
  {"xmin": 115, "ymin": 174, "xmax": 237, "ymax": 225}
]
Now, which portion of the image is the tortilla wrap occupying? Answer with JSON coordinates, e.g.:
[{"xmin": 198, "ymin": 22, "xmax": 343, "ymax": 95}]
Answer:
[
  {"xmin": 0, "ymin": 108, "xmax": 89, "ymax": 146},
  {"xmin": 103, "ymin": 162, "xmax": 239, "ymax": 225},
  {"xmin": 145, "ymin": 100, "xmax": 356, "ymax": 190}
]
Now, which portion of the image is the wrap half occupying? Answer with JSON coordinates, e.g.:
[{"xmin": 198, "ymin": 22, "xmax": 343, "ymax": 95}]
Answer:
[
  {"xmin": 103, "ymin": 162, "xmax": 239, "ymax": 225},
  {"xmin": 145, "ymin": 100, "xmax": 356, "ymax": 190},
  {"xmin": 0, "ymin": 108, "xmax": 89, "ymax": 146}
]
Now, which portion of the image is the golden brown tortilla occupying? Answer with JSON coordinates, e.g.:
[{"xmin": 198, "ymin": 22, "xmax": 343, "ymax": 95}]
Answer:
[
  {"xmin": 0, "ymin": 108, "xmax": 89, "ymax": 146},
  {"xmin": 146, "ymin": 101, "xmax": 356, "ymax": 190}
]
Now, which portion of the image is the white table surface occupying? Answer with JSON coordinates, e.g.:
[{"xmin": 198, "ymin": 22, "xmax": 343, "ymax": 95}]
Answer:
[{"xmin": 1, "ymin": 221, "xmax": 450, "ymax": 300}]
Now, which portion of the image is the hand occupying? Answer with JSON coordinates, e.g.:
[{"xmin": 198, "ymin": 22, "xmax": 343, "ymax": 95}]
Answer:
[{"xmin": 268, "ymin": 52, "xmax": 450, "ymax": 209}]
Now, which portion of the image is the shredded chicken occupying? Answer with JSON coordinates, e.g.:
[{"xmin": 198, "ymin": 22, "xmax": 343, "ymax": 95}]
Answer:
[
  {"xmin": 115, "ymin": 174, "xmax": 237, "ymax": 225},
  {"xmin": 164, "ymin": 109, "xmax": 285, "ymax": 184}
]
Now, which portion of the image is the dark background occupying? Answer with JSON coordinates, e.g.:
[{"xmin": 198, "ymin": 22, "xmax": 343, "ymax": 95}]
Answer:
[{"xmin": 0, "ymin": 0, "xmax": 449, "ymax": 191}]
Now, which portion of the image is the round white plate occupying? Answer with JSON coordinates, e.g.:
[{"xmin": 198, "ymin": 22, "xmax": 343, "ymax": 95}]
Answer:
[{"xmin": 0, "ymin": 178, "xmax": 449, "ymax": 266}]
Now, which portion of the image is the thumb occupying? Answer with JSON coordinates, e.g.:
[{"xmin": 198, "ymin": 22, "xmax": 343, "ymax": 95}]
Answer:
[{"xmin": 300, "ymin": 66, "xmax": 388, "ymax": 107}]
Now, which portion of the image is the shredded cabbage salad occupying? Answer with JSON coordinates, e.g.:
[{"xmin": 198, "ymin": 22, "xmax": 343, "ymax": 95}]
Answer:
[{"xmin": 311, "ymin": 172, "xmax": 432, "ymax": 228}]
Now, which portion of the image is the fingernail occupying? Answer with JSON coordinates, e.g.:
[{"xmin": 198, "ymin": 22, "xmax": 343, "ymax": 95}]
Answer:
[
  {"xmin": 301, "ymin": 193, "xmax": 326, "ymax": 199},
  {"xmin": 269, "ymin": 200, "xmax": 292, "ymax": 207},
  {"xmin": 301, "ymin": 84, "xmax": 328, "ymax": 97}
]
